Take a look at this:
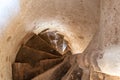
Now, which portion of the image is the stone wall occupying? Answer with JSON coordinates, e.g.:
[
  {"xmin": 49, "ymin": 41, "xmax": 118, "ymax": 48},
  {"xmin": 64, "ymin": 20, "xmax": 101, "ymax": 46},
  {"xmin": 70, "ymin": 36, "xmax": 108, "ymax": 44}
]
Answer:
[{"xmin": 0, "ymin": 0, "xmax": 100, "ymax": 80}]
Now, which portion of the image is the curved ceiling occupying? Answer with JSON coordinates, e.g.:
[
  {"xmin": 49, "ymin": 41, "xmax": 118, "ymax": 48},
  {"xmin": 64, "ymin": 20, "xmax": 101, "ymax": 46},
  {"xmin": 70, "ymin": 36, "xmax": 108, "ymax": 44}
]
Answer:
[{"xmin": 20, "ymin": 0, "xmax": 100, "ymax": 54}]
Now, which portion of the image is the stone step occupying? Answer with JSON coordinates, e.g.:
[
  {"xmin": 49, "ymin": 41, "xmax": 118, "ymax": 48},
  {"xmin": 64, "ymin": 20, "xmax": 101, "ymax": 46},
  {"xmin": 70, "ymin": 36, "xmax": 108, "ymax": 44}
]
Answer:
[
  {"xmin": 15, "ymin": 46, "xmax": 59, "ymax": 66},
  {"xmin": 32, "ymin": 56, "xmax": 71, "ymax": 80},
  {"xmin": 62, "ymin": 64, "xmax": 83, "ymax": 80},
  {"xmin": 39, "ymin": 31, "xmax": 69, "ymax": 55},
  {"xmin": 35, "ymin": 58, "xmax": 64, "ymax": 70},
  {"xmin": 39, "ymin": 31, "xmax": 64, "ymax": 45},
  {"xmin": 13, "ymin": 58, "xmax": 63, "ymax": 80},
  {"xmin": 25, "ymin": 34, "xmax": 61, "ymax": 56},
  {"xmin": 12, "ymin": 63, "xmax": 33, "ymax": 80}
]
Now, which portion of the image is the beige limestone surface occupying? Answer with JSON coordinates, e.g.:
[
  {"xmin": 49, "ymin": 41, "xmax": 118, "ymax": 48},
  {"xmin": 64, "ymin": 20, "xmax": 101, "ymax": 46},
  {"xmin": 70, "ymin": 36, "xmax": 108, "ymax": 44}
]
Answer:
[{"xmin": 1, "ymin": 0, "xmax": 120, "ymax": 80}]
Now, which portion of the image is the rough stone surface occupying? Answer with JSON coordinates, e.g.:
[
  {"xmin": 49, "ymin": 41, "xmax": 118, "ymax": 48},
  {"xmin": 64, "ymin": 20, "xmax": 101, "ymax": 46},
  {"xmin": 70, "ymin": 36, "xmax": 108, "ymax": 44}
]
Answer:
[{"xmin": 1, "ymin": 0, "xmax": 120, "ymax": 80}]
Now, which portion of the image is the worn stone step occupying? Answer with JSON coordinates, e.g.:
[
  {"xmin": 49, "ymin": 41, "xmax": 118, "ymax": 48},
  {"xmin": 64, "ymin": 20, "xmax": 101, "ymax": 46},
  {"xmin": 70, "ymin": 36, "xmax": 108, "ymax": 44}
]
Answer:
[
  {"xmin": 35, "ymin": 58, "xmax": 64, "ymax": 71},
  {"xmin": 12, "ymin": 63, "xmax": 33, "ymax": 80},
  {"xmin": 39, "ymin": 31, "xmax": 70, "ymax": 55},
  {"xmin": 13, "ymin": 58, "xmax": 63, "ymax": 80},
  {"xmin": 15, "ymin": 46, "xmax": 59, "ymax": 66},
  {"xmin": 39, "ymin": 31, "xmax": 64, "ymax": 45},
  {"xmin": 32, "ymin": 56, "xmax": 71, "ymax": 80},
  {"xmin": 62, "ymin": 64, "xmax": 83, "ymax": 80},
  {"xmin": 25, "ymin": 34, "xmax": 61, "ymax": 56}
]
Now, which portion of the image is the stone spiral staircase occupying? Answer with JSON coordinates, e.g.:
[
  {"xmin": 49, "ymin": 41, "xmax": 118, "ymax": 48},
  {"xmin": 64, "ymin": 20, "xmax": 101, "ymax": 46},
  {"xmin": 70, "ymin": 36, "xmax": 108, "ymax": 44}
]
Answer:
[{"xmin": 12, "ymin": 31, "xmax": 83, "ymax": 80}]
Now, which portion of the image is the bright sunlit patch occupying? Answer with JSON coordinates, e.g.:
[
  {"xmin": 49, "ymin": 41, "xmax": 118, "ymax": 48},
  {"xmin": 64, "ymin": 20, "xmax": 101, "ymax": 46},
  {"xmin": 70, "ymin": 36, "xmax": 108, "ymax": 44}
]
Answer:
[
  {"xmin": 97, "ymin": 45, "xmax": 120, "ymax": 76},
  {"xmin": 0, "ymin": 0, "xmax": 20, "ymax": 32}
]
